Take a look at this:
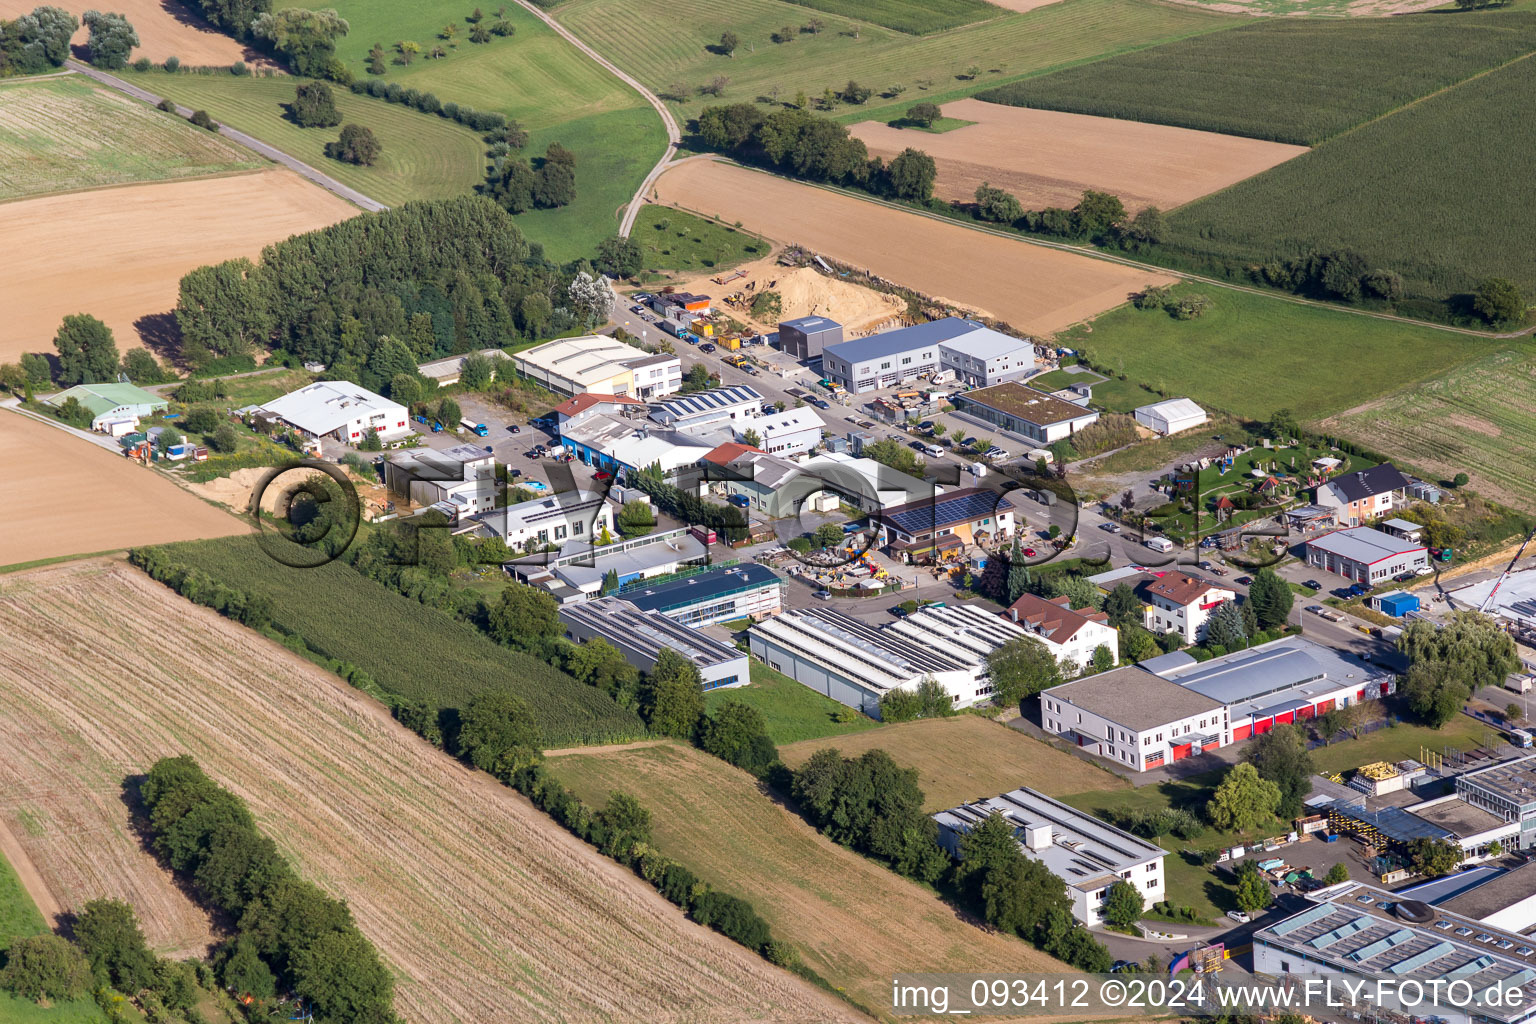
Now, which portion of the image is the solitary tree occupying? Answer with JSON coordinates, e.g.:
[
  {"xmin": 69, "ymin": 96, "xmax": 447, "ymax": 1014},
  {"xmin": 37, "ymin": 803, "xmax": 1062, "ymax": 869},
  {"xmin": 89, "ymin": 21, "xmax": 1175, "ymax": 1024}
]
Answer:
[
  {"xmin": 1234, "ymin": 862, "xmax": 1272, "ymax": 915},
  {"xmin": 0, "ymin": 933, "xmax": 92, "ymax": 1004},
  {"xmin": 325, "ymin": 124, "xmax": 381, "ymax": 165},
  {"xmin": 1324, "ymin": 862, "xmax": 1350, "ymax": 885},
  {"xmin": 1246, "ymin": 568, "xmax": 1293, "ymax": 631},
  {"xmin": 250, "ymin": 8, "xmax": 350, "ymax": 78},
  {"xmin": 83, "ymin": 10, "xmax": 139, "ymax": 69},
  {"xmin": 1206, "ymin": 763, "xmax": 1281, "ymax": 832},
  {"xmin": 1473, "ymin": 277, "xmax": 1524, "ymax": 324},
  {"xmin": 1246, "ymin": 723, "xmax": 1313, "ymax": 818},
  {"xmin": 986, "ymin": 636, "xmax": 1062, "ymax": 706},
  {"xmin": 1102, "ymin": 880, "xmax": 1144, "ymax": 929},
  {"xmin": 54, "ymin": 313, "xmax": 119, "ymax": 385},
  {"xmin": 718, "ymin": 29, "xmax": 739, "ymax": 56},
  {"xmin": 906, "ymin": 101, "xmax": 941, "ymax": 127},
  {"xmin": 291, "ymin": 80, "xmax": 341, "ymax": 127}
]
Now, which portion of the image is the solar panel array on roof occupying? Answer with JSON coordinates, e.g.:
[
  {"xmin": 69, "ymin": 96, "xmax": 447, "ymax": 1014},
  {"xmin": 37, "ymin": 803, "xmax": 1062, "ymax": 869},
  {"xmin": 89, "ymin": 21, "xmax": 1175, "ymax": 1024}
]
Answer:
[
  {"xmin": 1387, "ymin": 941, "xmax": 1457, "ymax": 974},
  {"xmin": 1349, "ymin": 928, "xmax": 1415, "ymax": 962},
  {"xmin": 654, "ymin": 385, "xmax": 763, "ymax": 418},
  {"xmin": 884, "ymin": 490, "xmax": 1007, "ymax": 535}
]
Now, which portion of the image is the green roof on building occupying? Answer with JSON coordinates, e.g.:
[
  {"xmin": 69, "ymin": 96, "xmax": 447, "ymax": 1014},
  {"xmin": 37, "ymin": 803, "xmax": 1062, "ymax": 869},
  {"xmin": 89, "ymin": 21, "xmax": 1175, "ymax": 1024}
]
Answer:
[{"xmin": 45, "ymin": 382, "xmax": 166, "ymax": 417}]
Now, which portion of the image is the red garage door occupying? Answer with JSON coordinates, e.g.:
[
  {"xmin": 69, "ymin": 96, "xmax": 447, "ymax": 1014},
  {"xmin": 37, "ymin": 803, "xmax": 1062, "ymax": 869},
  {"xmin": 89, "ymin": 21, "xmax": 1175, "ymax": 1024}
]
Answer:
[
  {"xmin": 1316, "ymin": 699, "xmax": 1335, "ymax": 715},
  {"xmin": 1277, "ymin": 711, "xmax": 1295, "ymax": 725},
  {"xmin": 1357, "ymin": 689, "xmax": 1366, "ymax": 701},
  {"xmin": 1253, "ymin": 718, "xmax": 1274, "ymax": 735},
  {"xmin": 1172, "ymin": 743, "xmax": 1193, "ymax": 761},
  {"xmin": 1145, "ymin": 753, "xmax": 1165, "ymax": 769},
  {"xmin": 1231, "ymin": 723, "xmax": 1252, "ymax": 742},
  {"xmin": 1298, "ymin": 705, "xmax": 1316, "ymax": 720}
]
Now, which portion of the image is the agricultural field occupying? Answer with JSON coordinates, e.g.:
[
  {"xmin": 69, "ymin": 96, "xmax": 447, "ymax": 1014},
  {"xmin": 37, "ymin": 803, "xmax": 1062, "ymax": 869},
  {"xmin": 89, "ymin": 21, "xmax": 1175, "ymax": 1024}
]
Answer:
[
  {"xmin": 778, "ymin": 716, "xmax": 1124, "ymax": 811},
  {"xmin": 631, "ymin": 204, "xmax": 772, "ymax": 275},
  {"xmin": 849, "ymin": 98, "xmax": 1306, "ymax": 213},
  {"xmin": 555, "ymin": 0, "xmax": 1234, "ymax": 123},
  {"xmin": 1166, "ymin": 53, "xmax": 1536, "ymax": 299},
  {"xmin": 274, "ymin": 0, "xmax": 667, "ymax": 260},
  {"xmin": 1057, "ymin": 284, "xmax": 1501, "ymax": 420},
  {"xmin": 119, "ymin": 72, "xmax": 486, "ymax": 208},
  {"xmin": 772, "ymin": 0, "xmax": 1000, "ymax": 34},
  {"xmin": 0, "ymin": 413, "xmax": 247, "ymax": 569},
  {"xmin": 0, "ymin": 0, "xmax": 263, "ymax": 65},
  {"xmin": 704, "ymin": 661, "xmax": 882, "ymax": 744},
  {"xmin": 548, "ymin": 740, "xmax": 1066, "ymax": 1014},
  {"xmin": 148, "ymin": 535, "xmax": 645, "ymax": 745},
  {"xmin": 0, "ymin": 169, "xmax": 355, "ymax": 363},
  {"xmin": 1323, "ymin": 350, "xmax": 1536, "ymax": 508},
  {"xmin": 0, "ymin": 76, "xmax": 259, "ymax": 201},
  {"xmin": 978, "ymin": 12, "xmax": 1536, "ymax": 145},
  {"xmin": 0, "ymin": 561, "xmax": 852, "ymax": 1024},
  {"xmin": 653, "ymin": 158, "xmax": 1175, "ymax": 335}
]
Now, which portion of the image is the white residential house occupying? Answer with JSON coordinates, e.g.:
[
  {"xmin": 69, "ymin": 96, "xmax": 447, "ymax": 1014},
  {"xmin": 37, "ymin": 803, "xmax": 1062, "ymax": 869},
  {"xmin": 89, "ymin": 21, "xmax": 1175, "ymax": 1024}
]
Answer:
[
  {"xmin": 1140, "ymin": 571, "xmax": 1234, "ymax": 644},
  {"xmin": 258, "ymin": 381, "xmax": 410, "ymax": 444},
  {"xmin": 747, "ymin": 407, "xmax": 824, "ymax": 457},
  {"xmin": 1001, "ymin": 593, "xmax": 1118, "ymax": 674},
  {"xmin": 480, "ymin": 489, "xmax": 613, "ymax": 551},
  {"xmin": 1314, "ymin": 463, "xmax": 1412, "ymax": 527}
]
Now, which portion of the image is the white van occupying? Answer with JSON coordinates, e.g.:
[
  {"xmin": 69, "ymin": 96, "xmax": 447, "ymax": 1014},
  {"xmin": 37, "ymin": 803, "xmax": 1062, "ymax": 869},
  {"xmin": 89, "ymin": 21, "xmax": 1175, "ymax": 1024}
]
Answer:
[
  {"xmin": 1144, "ymin": 536, "xmax": 1175, "ymax": 553},
  {"xmin": 923, "ymin": 443, "xmax": 945, "ymax": 457}
]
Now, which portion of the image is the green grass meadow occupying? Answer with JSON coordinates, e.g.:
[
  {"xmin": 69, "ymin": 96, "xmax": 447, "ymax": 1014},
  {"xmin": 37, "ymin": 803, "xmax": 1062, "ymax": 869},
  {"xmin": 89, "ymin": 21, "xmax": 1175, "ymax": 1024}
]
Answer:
[
  {"xmin": 630, "ymin": 204, "xmax": 771, "ymax": 273},
  {"xmin": 1028, "ymin": 368, "xmax": 1159, "ymax": 414},
  {"xmin": 704, "ymin": 661, "xmax": 882, "ymax": 745},
  {"xmin": 554, "ymin": 0, "xmax": 1235, "ymax": 123},
  {"xmin": 978, "ymin": 11, "xmax": 1536, "ymax": 145},
  {"xmin": 117, "ymin": 71, "xmax": 485, "ymax": 207},
  {"xmin": 277, "ymin": 0, "xmax": 668, "ymax": 259},
  {"xmin": 1059, "ymin": 284, "xmax": 1501, "ymax": 421},
  {"xmin": 0, "ymin": 76, "xmax": 259, "ymax": 201},
  {"xmin": 0, "ymin": 851, "xmax": 108, "ymax": 1022},
  {"xmin": 773, "ymin": 0, "xmax": 1000, "ymax": 35}
]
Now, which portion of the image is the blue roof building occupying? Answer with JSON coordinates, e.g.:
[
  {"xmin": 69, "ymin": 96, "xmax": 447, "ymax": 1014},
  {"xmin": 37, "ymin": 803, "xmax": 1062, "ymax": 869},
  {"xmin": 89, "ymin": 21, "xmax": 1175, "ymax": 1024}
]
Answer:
[
  {"xmin": 617, "ymin": 563, "xmax": 784, "ymax": 627},
  {"xmin": 821, "ymin": 317, "xmax": 984, "ymax": 393}
]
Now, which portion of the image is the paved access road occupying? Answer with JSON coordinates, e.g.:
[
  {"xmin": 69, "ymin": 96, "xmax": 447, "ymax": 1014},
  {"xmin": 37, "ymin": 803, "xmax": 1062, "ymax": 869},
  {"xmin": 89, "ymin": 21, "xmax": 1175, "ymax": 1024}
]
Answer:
[{"xmin": 66, "ymin": 61, "xmax": 387, "ymax": 213}]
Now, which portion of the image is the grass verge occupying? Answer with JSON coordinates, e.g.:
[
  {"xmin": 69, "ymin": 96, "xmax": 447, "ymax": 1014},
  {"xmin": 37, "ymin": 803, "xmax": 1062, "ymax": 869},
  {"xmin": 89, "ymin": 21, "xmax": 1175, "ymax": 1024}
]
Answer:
[{"xmin": 705, "ymin": 661, "xmax": 882, "ymax": 744}]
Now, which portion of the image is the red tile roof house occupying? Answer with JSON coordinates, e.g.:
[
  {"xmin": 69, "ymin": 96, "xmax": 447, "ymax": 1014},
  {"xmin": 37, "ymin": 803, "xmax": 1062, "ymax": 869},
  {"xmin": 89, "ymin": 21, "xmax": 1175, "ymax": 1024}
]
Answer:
[
  {"xmin": 1002, "ymin": 593, "xmax": 1118, "ymax": 674},
  {"xmin": 1141, "ymin": 571, "xmax": 1235, "ymax": 644}
]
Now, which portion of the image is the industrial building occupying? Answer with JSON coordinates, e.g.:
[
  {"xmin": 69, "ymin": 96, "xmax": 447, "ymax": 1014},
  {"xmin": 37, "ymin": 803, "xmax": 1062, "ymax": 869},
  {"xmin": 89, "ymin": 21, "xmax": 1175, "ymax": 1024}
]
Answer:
[
  {"xmin": 821, "ymin": 318, "xmax": 980, "ymax": 393},
  {"xmin": 1457, "ymin": 756, "xmax": 1536, "ymax": 852},
  {"xmin": 1252, "ymin": 883, "xmax": 1536, "ymax": 1024},
  {"xmin": 559, "ymin": 416, "xmax": 716, "ymax": 478},
  {"xmin": 935, "ymin": 326, "xmax": 1036, "ymax": 388},
  {"xmin": 649, "ymin": 384, "xmax": 764, "ymax": 432},
  {"xmin": 619, "ymin": 564, "xmax": 784, "ymax": 627},
  {"xmin": 416, "ymin": 348, "xmax": 507, "ymax": 387},
  {"xmin": 749, "ymin": 407, "xmax": 824, "ymax": 456},
  {"xmin": 507, "ymin": 529, "xmax": 707, "ymax": 601},
  {"xmin": 1042, "ymin": 636, "xmax": 1394, "ymax": 771},
  {"xmin": 777, "ymin": 316, "xmax": 843, "ymax": 360},
  {"xmin": 871, "ymin": 487, "xmax": 1014, "ymax": 563},
  {"xmin": 1306, "ymin": 526, "xmax": 1430, "ymax": 583},
  {"xmin": 257, "ymin": 381, "xmax": 410, "ymax": 444},
  {"xmin": 384, "ymin": 444, "xmax": 498, "ymax": 518},
  {"xmin": 1133, "ymin": 398, "xmax": 1208, "ymax": 436},
  {"xmin": 952, "ymin": 382, "xmax": 1101, "ymax": 445},
  {"xmin": 1440, "ymin": 862, "xmax": 1536, "ymax": 933},
  {"xmin": 44, "ymin": 381, "xmax": 168, "ymax": 432},
  {"xmin": 479, "ymin": 489, "xmax": 613, "ymax": 551},
  {"xmin": 558, "ymin": 597, "xmax": 749, "ymax": 690},
  {"xmin": 512, "ymin": 336, "xmax": 681, "ymax": 398},
  {"xmin": 933, "ymin": 787, "xmax": 1166, "ymax": 926},
  {"xmin": 748, "ymin": 605, "xmax": 1008, "ymax": 716}
]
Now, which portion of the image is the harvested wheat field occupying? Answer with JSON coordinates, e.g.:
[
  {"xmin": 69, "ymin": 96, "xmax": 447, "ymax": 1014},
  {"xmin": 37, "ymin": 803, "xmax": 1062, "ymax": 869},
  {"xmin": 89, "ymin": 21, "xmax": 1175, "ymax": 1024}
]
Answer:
[
  {"xmin": 0, "ymin": 412, "xmax": 246, "ymax": 567},
  {"xmin": 675, "ymin": 257, "xmax": 904, "ymax": 335},
  {"xmin": 551, "ymin": 740, "xmax": 1069, "ymax": 1017},
  {"xmin": 0, "ymin": 0, "xmax": 267, "ymax": 65},
  {"xmin": 653, "ymin": 158, "xmax": 1175, "ymax": 335},
  {"xmin": 779, "ymin": 716, "xmax": 1127, "ymax": 813},
  {"xmin": 0, "ymin": 560, "xmax": 858, "ymax": 1024},
  {"xmin": 851, "ymin": 99, "xmax": 1307, "ymax": 214},
  {"xmin": 0, "ymin": 169, "xmax": 355, "ymax": 364}
]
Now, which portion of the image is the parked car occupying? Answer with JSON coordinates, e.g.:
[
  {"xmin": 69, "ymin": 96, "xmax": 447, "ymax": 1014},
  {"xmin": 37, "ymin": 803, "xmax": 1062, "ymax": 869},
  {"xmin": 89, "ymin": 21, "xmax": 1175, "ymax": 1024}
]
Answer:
[
  {"xmin": 1415, "ymin": 566, "xmax": 1434, "ymax": 575},
  {"xmin": 986, "ymin": 447, "xmax": 1008, "ymax": 460},
  {"xmin": 727, "ymin": 494, "xmax": 750, "ymax": 508},
  {"xmin": 1304, "ymin": 579, "xmax": 1322, "ymax": 590},
  {"xmin": 810, "ymin": 399, "xmax": 830, "ymax": 409},
  {"xmin": 1211, "ymin": 566, "xmax": 1228, "ymax": 576},
  {"xmin": 1307, "ymin": 605, "xmax": 1326, "ymax": 615},
  {"xmin": 813, "ymin": 590, "xmax": 832, "ymax": 601},
  {"xmin": 1226, "ymin": 911, "xmax": 1252, "ymax": 924},
  {"xmin": 630, "ymin": 305, "xmax": 645, "ymax": 314},
  {"xmin": 1199, "ymin": 560, "xmax": 1213, "ymax": 570},
  {"xmin": 507, "ymin": 424, "xmax": 521, "ymax": 433},
  {"xmin": 917, "ymin": 421, "xmax": 935, "ymax": 432},
  {"xmin": 594, "ymin": 471, "xmax": 613, "ymax": 483},
  {"xmin": 1022, "ymin": 548, "xmax": 1037, "ymax": 557},
  {"xmin": 1235, "ymin": 576, "xmax": 1253, "ymax": 586},
  {"xmin": 699, "ymin": 343, "xmax": 717, "ymax": 353}
]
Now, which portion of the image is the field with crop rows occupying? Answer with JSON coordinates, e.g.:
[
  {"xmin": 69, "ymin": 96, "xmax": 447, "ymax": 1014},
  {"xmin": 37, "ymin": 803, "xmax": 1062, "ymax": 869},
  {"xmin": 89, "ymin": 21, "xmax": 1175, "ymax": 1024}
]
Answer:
[
  {"xmin": 978, "ymin": 12, "xmax": 1536, "ymax": 145},
  {"xmin": 555, "ymin": 0, "xmax": 1233, "ymax": 122},
  {"xmin": 1057, "ymin": 284, "xmax": 1500, "ymax": 420},
  {"xmin": 1165, "ymin": 53, "xmax": 1536, "ymax": 298},
  {"xmin": 148, "ymin": 536, "xmax": 645, "ymax": 745},
  {"xmin": 0, "ymin": 76, "xmax": 258, "ymax": 201},
  {"xmin": 776, "ymin": 0, "xmax": 1000, "ymax": 34},
  {"xmin": 118, "ymin": 72, "xmax": 484, "ymax": 208},
  {"xmin": 1323, "ymin": 349, "xmax": 1536, "ymax": 507},
  {"xmin": 274, "ymin": 0, "xmax": 666, "ymax": 259},
  {"xmin": 549, "ymin": 740, "xmax": 1067, "ymax": 1014},
  {"xmin": 0, "ymin": 561, "xmax": 850, "ymax": 1024}
]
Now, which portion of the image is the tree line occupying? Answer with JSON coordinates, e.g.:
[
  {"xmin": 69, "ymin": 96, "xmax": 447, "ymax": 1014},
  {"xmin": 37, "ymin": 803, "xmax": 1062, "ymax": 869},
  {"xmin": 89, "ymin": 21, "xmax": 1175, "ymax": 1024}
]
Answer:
[
  {"xmin": 138, "ymin": 755, "xmax": 398, "ymax": 1023},
  {"xmin": 0, "ymin": 6, "xmax": 75, "ymax": 76}
]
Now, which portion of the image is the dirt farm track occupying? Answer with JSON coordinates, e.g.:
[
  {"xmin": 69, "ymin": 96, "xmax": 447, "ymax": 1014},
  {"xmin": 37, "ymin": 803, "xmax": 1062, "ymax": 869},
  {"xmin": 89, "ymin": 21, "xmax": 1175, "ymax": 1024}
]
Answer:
[
  {"xmin": 851, "ymin": 98, "xmax": 1308, "ymax": 214},
  {"xmin": 0, "ymin": 168, "xmax": 356, "ymax": 365},
  {"xmin": 0, "ymin": 411, "xmax": 247, "ymax": 567},
  {"xmin": 0, "ymin": 560, "xmax": 859, "ymax": 1024},
  {"xmin": 652, "ymin": 158, "xmax": 1175, "ymax": 335}
]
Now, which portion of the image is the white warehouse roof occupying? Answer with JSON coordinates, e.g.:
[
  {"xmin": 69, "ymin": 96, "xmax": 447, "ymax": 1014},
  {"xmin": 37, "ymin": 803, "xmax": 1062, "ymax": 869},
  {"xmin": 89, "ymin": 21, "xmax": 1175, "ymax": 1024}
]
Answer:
[
  {"xmin": 259, "ymin": 381, "xmax": 405, "ymax": 436},
  {"xmin": 1136, "ymin": 397, "xmax": 1206, "ymax": 422},
  {"xmin": 936, "ymin": 326, "xmax": 1033, "ymax": 361},
  {"xmin": 755, "ymin": 407, "xmax": 824, "ymax": 439}
]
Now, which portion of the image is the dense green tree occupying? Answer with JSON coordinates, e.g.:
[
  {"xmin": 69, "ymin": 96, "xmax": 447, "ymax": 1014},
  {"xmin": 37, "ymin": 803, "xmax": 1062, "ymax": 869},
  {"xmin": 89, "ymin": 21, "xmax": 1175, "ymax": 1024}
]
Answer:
[
  {"xmin": 1324, "ymin": 862, "xmax": 1350, "ymax": 885},
  {"xmin": 458, "ymin": 687, "xmax": 542, "ymax": 774},
  {"xmin": 436, "ymin": 396, "xmax": 462, "ymax": 428},
  {"xmin": 1403, "ymin": 662, "xmax": 1471, "ymax": 728},
  {"xmin": 1104, "ymin": 583, "xmax": 1141, "ymax": 629},
  {"xmin": 700, "ymin": 701, "xmax": 778, "ymax": 776},
  {"xmin": 1205, "ymin": 599, "xmax": 1248, "ymax": 650},
  {"xmin": 954, "ymin": 812, "xmax": 1072, "ymax": 937},
  {"xmin": 325, "ymin": 123, "xmax": 381, "ymax": 165},
  {"xmin": 597, "ymin": 790, "xmax": 652, "ymax": 856},
  {"xmin": 219, "ymin": 937, "xmax": 275, "ymax": 1002},
  {"xmin": 595, "ymin": 235, "xmax": 643, "ymax": 278},
  {"xmin": 83, "ymin": 10, "xmax": 138, "ymax": 69},
  {"xmin": 458, "ymin": 350, "xmax": 494, "ymax": 390},
  {"xmin": 974, "ymin": 182, "xmax": 1023, "ymax": 224},
  {"xmin": 291, "ymin": 929, "xmax": 395, "ymax": 1023},
  {"xmin": 4, "ymin": 7, "xmax": 78, "ymax": 72},
  {"xmin": 290, "ymin": 80, "xmax": 340, "ymax": 126},
  {"xmin": 1102, "ymin": 880, "xmax": 1144, "ymax": 928},
  {"xmin": 1473, "ymin": 277, "xmax": 1524, "ymax": 324},
  {"xmin": 1245, "ymin": 723, "xmax": 1313, "ymax": 818},
  {"xmin": 1044, "ymin": 573, "xmax": 1104, "ymax": 611},
  {"xmin": 250, "ymin": 7, "xmax": 349, "ymax": 77},
  {"xmin": 532, "ymin": 146, "xmax": 576, "ymax": 208},
  {"xmin": 1206, "ymin": 763, "xmax": 1281, "ymax": 832},
  {"xmin": 189, "ymin": 0, "xmax": 270, "ymax": 37},
  {"xmin": 1247, "ymin": 568, "xmax": 1293, "ymax": 630},
  {"xmin": 73, "ymin": 899, "xmax": 156, "ymax": 992},
  {"xmin": 1234, "ymin": 861, "xmax": 1272, "ymax": 914},
  {"xmin": 0, "ymin": 933, "xmax": 92, "ymax": 1004},
  {"xmin": 20, "ymin": 352, "xmax": 52, "ymax": 388},
  {"xmin": 209, "ymin": 421, "xmax": 240, "ymax": 453},
  {"xmin": 1409, "ymin": 837, "xmax": 1463, "ymax": 877},
  {"xmin": 1119, "ymin": 624, "xmax": 1160, "ymax": 664},
  {"xmin": 1400, "ymin": 611, "xmax": 1519, "ymax": 690},
  {"xmin": 1039, "ymin": 907, "xmax": 1113, "ymax": 971},
  {"xmin": 793, "ymin": 747, "xmax": 947, "ymax": 881},
  {"xmin": 120, "ymin": 347, "xmax": 167, "ymax": 383},
  {"xmin": 485, "ymin": 157, "xmax": 537, "ymax": 213},
  {"xmin": 1089, "ymin": 644, "xmax": 1114, "ymax": 674},
  {"xmin": 905, "ymin": 101, "xmax": 941, "ymax": 127},
  {"xmin": 986, "ymin": 636, "xmax": 1062, "ymax": 706},
  {"xmin": 183, "ymin": 405, "xmax": 221, "ymax": 433},
  {"xmin": 1073, "ymin": 189, "xmax": 1126, "ymax": 236},
  {"xmin": 641, "ymin": 649, "xmax": 706, "ymax": 739},
  {"xmin": 696, "ymin": 103, "xmax": 764, "ymax": 149},
  {"xmin": 565, "ymin": 637, "xmax": 639, "ymax": 701},
  {"xmin": 885, "ymin": 147, "xmax": 936, "ymax": 201},
  {"xmin": 53, "ymin": 313, "xmax": 119, "ymax": 385},
  {"xmin": 486, "ymin": 583, "xmax": 560, "ymax": 649},
  {"xmin": 617, "ymin": 500, "xmax": 656, "ymax": 537},
  {"xmin": 175, "ymin": 258, "xmax": 271, "ymax": 366},
  {"xmin": 718, "ymin": 29, "xmax": 738, "ymax": 55}
]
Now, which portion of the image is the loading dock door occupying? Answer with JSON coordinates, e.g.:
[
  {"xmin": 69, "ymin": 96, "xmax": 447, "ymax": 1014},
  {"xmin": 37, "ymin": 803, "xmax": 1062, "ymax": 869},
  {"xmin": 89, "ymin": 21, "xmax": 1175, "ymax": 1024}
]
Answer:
[{"xmin": 1231, "ymin": 723, "xmax": 1252, "ymax": 742}]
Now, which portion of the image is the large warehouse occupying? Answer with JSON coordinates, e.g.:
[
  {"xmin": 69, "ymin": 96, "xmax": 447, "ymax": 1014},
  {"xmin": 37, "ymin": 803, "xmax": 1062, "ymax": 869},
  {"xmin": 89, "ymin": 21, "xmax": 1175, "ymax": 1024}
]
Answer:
[
  {"xmin": 821, "ymin": 317, "xmax": 980, "ymax": 393},
  {"xmin": 952, "ymin": 381, "xmax": 1100, "ymax": 444},
  {"xmin": 513, "ymin": 336, "xmax": 682, "ymax": 398},
  {"xmin": 558, "ymin": 597, "xmax": 749, "ymax": 690},
  {"xmin": 1133, "ymin": 397, "xmax": 1208, "ymax": 436},
  {"xmin": 1306, "ymin": 525, "xmax": 1429, "ymax": 583},
  {"xmin": 258, "ymin": 381, "xmax": 410, "ymax": 444}
]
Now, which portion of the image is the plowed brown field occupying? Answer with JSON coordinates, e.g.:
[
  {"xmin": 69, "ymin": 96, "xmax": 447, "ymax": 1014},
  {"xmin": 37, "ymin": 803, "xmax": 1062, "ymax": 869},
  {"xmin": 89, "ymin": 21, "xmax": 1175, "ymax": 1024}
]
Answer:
[
  {"xmin": 0, "ymin": 560, "xmax": 858, "ymax": 1024},
  {"xmin": 652, "ymin": 158, "xmax": 1175, "ymax": 335},
  {"xmin": 0, "ymin": 169, "xmax": 355, "ymax": 364},
  {"xmin": 0, "ymin": 0, "xmax": 266, "ymax": 65},
  {"xmin": 0, "ymin": 412, "xmax": 246, "ymax": 567},
  {"xmin": 851, "ymin": 98, "xmax": 1307, "ymax": 213}
]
